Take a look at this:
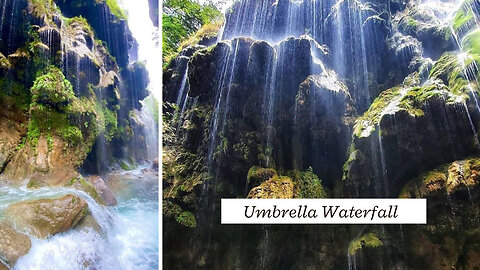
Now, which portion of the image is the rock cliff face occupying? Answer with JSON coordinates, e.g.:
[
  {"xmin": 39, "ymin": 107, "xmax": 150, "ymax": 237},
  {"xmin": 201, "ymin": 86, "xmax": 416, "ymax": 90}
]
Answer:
[
  {"xmin": 0, "ymin": 0, "xmax": 152, "ymax": 185},
  {"xmin": 0, "ymin": 0, "xmax": 156, "ymax": 268},
  {"xmin": 164, "ymin": 0, "xmax": 480, "ymax": 268}
]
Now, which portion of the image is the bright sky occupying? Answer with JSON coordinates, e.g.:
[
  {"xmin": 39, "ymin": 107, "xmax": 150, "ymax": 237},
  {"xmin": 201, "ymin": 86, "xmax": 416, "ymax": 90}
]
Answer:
[{"xmin": 119, "ymin": 0, "xmax": 161, "ymax": 100}]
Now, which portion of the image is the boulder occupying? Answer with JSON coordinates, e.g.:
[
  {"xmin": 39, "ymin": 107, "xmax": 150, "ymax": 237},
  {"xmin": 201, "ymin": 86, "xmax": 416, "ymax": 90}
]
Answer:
[
  {"xmin": 152, "ymin": 158, "xmax": 159, "ymax": 171},
  {"xmin": 247, "ymin": 175, "xmax": 294, "ymax": 199},
  {"xmin": 5, "ymin": 195, "xmax": 88, "ymax": 239},
  {"xmin": 85, "ymin": 176, "xmax": 117, "ymax": 206},
  {"xmin": 0, "ymin": 223, "xmax": 31, "ymax": 268},
  {"xmin": 76, "ymin": 214, "xmax": 102, "ymax": 233},
  {"xmin": 343, "ymin": 72, "xmax": 480, "ymax": 197},
  {"xmin": 401, "ymin": 158, "xmax": 480, "ymax": 198},
  {"xmin": 247, "ymin": 166, "xmax": 277, "ymax": 190}
]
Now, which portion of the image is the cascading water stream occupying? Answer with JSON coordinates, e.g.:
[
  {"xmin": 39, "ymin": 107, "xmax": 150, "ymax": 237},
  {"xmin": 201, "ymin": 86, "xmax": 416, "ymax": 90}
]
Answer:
[
  {"xmin": 3, "ymin": 165, "xmax": 158, "ymax": 270},
  {"xmin": 0, "ymin": 1, "xmax": 160, "ymax": 269},
  {"xmin": 119, "ymin": 0, "xmax": 160, "ymax": 161}
]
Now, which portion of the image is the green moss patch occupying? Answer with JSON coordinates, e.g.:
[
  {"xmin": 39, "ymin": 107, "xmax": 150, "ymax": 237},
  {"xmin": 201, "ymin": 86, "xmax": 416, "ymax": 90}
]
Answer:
[
  {"xmin": 348, "ymin": 233, "xmax": 383, "ymax": 255},
  {"xmin": 106, "ymin": 0, "xmax": 126, "ymax": 20},
  {"xmin": 247, "ymin": 166, "xmax": 277, "ymax": 187},
  {"xmin": 429, "ymin": 52, "xmax": 477, "ymax": 95},
  {"xmin": 65, "ymin": 176, "xmax": 104, "ymax": 204},
  {"xmin": 29, "ymin": 0, "xmax": 60, "ymax": 23},
  {"xmin": 175, "ymin": 211, "xmax": 197, "ymax": 228},
  {"xmin": 27, "ymin": 66, "xmax": 98, "ymax": 158},
  {"xmin": 453, "ymin": 3, "xmax": 474, "ymax": 31},
  {"xmin": 462, "ymin": 29, "xmax": 480, "ymax": 55},
  {"xmin": 289, "ymin": 167, "xmax": 328, "ymax": 198}
]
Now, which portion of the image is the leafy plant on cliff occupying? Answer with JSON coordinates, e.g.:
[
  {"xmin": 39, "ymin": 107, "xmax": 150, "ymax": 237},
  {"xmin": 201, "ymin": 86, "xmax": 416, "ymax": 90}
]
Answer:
[
  {"xmin": 176, "ymin": 211, "xmax": 197, "ymax": 228},
  {"xmin": 290, "ymin": 167, "xmax": 328, "ymax": 198},
  {"xmin": 29, "ymin": 0, "xmax": 60, "ymax": 23},
  {"xmin": 27, "ymin": 66, "xmax": 98, "ymax": 158},
  {"xmin": 348, "ymin": 233, "xmax": 383, "ymax": 255},
  {"xmin": 105, "ymin": 0, "xmax": 127, "ymax": 20},
  {"xmin": 31, "ymin": 66, "xmax": 76, "ymax": 107},
  {"xmin": 162, "ymin": 0, "xmax": 223, "ymax": 64}
]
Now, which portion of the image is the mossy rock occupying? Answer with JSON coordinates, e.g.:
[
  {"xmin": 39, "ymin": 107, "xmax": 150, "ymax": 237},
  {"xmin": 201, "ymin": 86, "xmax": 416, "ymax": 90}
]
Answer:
[
  {"xmin": 348, "ymin": 233, "xmax": 383, "ymax": 255},
  {"xmin": 429, "ymin": 52, "xmax": 478, "ymax": 95},
  {"xmin": 247, "ymin": 175, "xmax": 294, "ymax": 199},
  {"xmin": 0, "ymin": 223, "xmax": 31, "ymax": 268},
  {"xmin": 354, "ymin": 71, "xmax": 467, "ymax": 138},
  {"xmin": 247, "ymin": 166, "xmax": 277, "ymax": 188},
  {"xmin": 24, "ymin": 66, "xmax": 99, "ymax": 167},
  {"xmin": 289, "ymin": 167, "xmax": 328, "ymax": 198},
  {"xmin": 400, "ymin": 158, "xmax": 480, "ymax": 198},
  {"xmin": 65, "ymin": 176, "xmax": 105, "ymax": 205},
  {"xmin": 30, "ymin": 65, "xmax": 75, "ymax": 108},
  {"xmin": 453, "ymin": 2, "xmax": 475, "ymax": 32},
  {"xmin": 400, "ymin": 168, "xmax": 448, "ymax": 198}
]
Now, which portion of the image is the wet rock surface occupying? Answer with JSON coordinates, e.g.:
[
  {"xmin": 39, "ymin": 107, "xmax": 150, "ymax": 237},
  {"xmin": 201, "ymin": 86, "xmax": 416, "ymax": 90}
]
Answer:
[
  {"xmin": 85, "ymin": 176, "xmax": 117, "ymax": 206},
  {"xmin": 5, "ymin": 194, "xmax": 88, "ymax": 239},
  {"xmin": 164, "ymin": 0, "xmax": 480, "ymax": 268},
  {"xmin": 0, "ymin": 223, "xmax": 31, "ymax": 268}
]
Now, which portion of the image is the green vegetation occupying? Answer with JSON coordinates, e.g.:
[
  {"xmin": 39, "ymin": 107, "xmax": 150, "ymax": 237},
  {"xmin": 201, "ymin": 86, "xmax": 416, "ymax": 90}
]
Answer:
[
  {"xmin": 29, "ymin": 0, "xmax": 60, "ymax": 23},
  {"xmin": 348, "ymin": 233, "xmax": 383, "ymax": 255},
  {"xmin": 247, "ymin": 166, "xmax": 277, "ymax": 186},
  {"xmin": 354, "ymin": 86, "xmax": 402, "ymax": 137},
  {"xmin": 31, "ymin": 65, "xmax": 75, "ymax": 106},
  {"xmin": 102, "ymin": 104, "xmax": 118, "ymax": 141},
  {"xmin": 65, "ymin": 176, "xmax": 104, "ymax": 204},
  {"xmin": 27, "ymin": 66, "xmax": 98, "ymax": 155},
  {"xmin": 105, "ymin": 0, "xmax": 127, "ymax": 20},
  {"xmin": 163, "ymin": 150, "xmax": 209, "ymax": 199},
  {"xmin": 176, "ymin": 211, "xmax": 197, "ymax": 228},
  {"xmin": 0, "ymin": 78, "xmax": 30, "ymax": 111},
  {"xmin": 163, "ymin": 201, "xmax": 197, "ymax": 228},
  {"xmin": 94, "ymin": 100, "xmax": 120, "ymax": 142},
  {"xmin": 162, "ymin": 0, "xmax": 223, "ymax": 64},
  {"xmin": 65, "ymin": 16, "xmax": 94, "ymax": 36},
  {"xmin": 429, "ymin": 52, "xmax": 476, "ymax": 95},
  {"xmin": 290, "ymin": 167, "xmax": 328, "ymax": 198},
  {"xmin": 179, "ymin": 20, "xmax": 223, "ymax": 50},
  {"xmin": 354, "ymin": 68, "xmax": 471, "ymax": 138},
  {"xmin": 453, "ymin": 3, "xmax": 474, "ymax": 31},
  {"xmin": 248, "ymin": 174, "xmax": 295, "ymax": 198},
  {"xmin": 463, "ymin": 29, "xmax": 480, "ymax": 55}
]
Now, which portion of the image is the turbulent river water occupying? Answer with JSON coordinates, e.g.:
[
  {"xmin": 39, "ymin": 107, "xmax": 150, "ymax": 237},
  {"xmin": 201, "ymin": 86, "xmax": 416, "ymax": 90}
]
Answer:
[{"xmin": 0, "ymin": 166, "xmax": 159, "ymax": 270}]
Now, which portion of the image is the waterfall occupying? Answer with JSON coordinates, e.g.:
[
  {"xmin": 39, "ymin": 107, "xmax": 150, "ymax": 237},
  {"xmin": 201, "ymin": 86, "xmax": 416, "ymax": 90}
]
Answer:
[
  {"xmin": 163, "ymin": 0, "xmax": 480, "ymax": 268},
  {"xmin": 119, "ymin": 0, "xmax": 160, "ymax": 162}
]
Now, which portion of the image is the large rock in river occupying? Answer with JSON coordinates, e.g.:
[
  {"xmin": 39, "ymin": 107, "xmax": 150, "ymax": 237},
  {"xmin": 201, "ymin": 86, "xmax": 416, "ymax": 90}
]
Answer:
[
  {"xmin": 5, "ymin": 194, "xmax": 88, "ymax": 239},
  {"xmin": 0, "ymin": 223, "xmax": 31, "ymax": 269}
]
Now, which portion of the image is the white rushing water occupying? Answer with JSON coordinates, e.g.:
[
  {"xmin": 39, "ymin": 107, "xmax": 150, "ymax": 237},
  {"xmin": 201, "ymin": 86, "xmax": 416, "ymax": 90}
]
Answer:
[
  {"xmin": 119, "ymin": 0, "xmax": 160, "ymax": 99},
  {"xmin": 119, "ymin": 0, "xmax": 160, "ymax": 160},
  {"xmin": 5, "ymin": 166, "xmax": 159, "ymax": 270}
]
